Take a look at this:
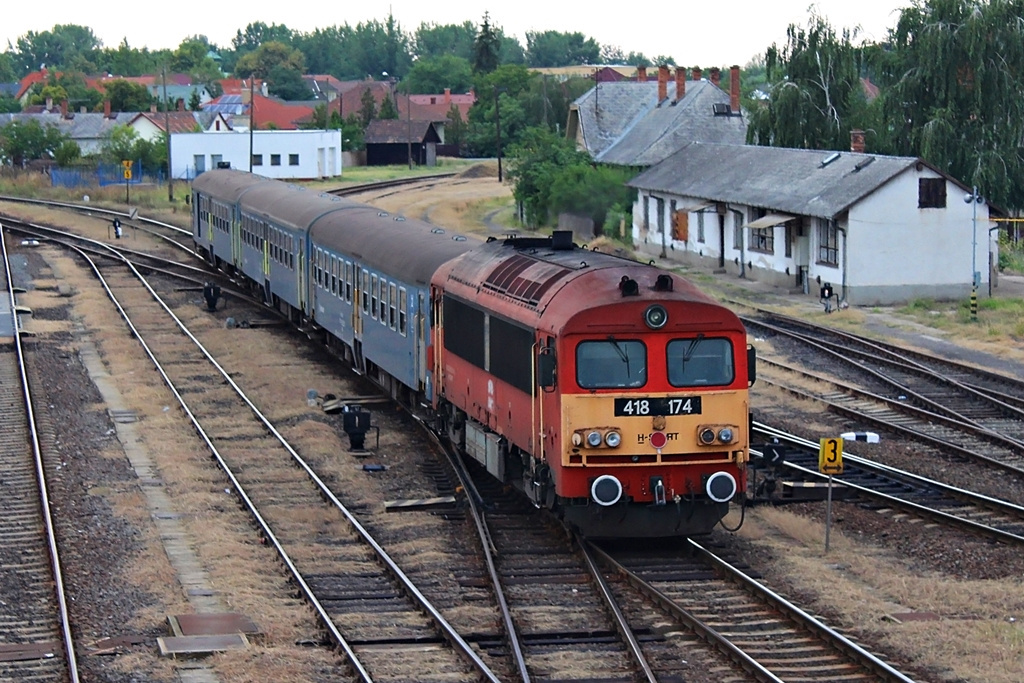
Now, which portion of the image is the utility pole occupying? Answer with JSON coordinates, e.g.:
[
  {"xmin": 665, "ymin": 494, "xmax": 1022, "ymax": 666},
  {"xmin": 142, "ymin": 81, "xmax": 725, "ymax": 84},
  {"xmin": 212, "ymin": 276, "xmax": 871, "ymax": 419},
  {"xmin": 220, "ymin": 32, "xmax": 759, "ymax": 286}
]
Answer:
[
  {"xmin": 406, "ymin": 90, "xmax": 413, "ymax": 170},
  {"xmin": 494, "ymin": 87, "xmax": 503, "ymax": 183},
  {"xmin": 248, "ymin": 77, "xmax": 255, "ymax": 172},
  {"xmin": 162, "ymin": 67, "xmax": 173, "ymax": 199}
]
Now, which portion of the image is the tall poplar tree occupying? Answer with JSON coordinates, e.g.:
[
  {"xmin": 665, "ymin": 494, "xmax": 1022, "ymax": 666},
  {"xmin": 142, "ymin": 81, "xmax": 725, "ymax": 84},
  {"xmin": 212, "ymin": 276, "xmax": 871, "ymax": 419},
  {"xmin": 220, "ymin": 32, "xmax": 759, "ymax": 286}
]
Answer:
[
  {"xmin": 746, "ymin": 12, "xmax": 868, "ymax": 151},
  {"xmin": 874, "ymin": 0, "xmax": 1024, "ymax": 210}
]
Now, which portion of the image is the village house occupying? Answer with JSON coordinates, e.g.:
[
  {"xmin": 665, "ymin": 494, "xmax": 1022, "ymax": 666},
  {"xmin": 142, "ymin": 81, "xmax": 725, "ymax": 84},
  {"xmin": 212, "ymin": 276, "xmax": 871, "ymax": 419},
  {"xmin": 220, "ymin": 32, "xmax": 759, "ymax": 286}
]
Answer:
[{"xmin": 627, "ymin": 137, "xmax": 998, "ymax": 306}]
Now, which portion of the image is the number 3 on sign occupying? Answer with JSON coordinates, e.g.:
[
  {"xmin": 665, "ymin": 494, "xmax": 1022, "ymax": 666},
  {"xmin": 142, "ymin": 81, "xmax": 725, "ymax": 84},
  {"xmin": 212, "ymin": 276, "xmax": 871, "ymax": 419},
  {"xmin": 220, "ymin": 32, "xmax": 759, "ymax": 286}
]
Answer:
[{"xmin": 819, "ymin": 437, "xmax": 844, "ymax": 474}]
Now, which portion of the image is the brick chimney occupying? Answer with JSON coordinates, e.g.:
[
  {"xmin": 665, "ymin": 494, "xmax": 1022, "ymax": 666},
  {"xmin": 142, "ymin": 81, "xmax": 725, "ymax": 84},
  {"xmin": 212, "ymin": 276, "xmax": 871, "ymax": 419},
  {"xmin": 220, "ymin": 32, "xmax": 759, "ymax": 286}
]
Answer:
[
  {"xmin": 710, "ymin": 67, "xmax": 721, "ymax": 88},
  {"xmin": 60, "ymin": 99, "xmax": 68, "ymax": 118},
  {"xmin": 444, "ymin": 87, "xmax": 450, "ymax": 104},
  {"xmin": 637, "ymin": 66, "xmax": 647, "ymax": 82},
  {"xmin": 691, "ymin": 67, "xmax": 702, "ymax": 81},
  {"xmin": 103, "ymin": 99, "xmax": 111, "ymax": 118},
  {"xmin": 850, "ymin": 129, "xmax": 866, "ymax": 153},
  {"xmin": 675, "ymin": 67, "xmax": 686, "ymax": 101},
  {"xmin": 177, "ymin": 98, "xmax": 185, "ymax": 111},
  {"xmin": 657, "ymin": 64, "xmax": 669, "ymax": 102},
  {"xmin": 150, "ymin": 103, "xmax": 157, "ymax": 113},
  {"xmin": 730, "ymin": 65, "xmax": 741, "ymax": 113}
]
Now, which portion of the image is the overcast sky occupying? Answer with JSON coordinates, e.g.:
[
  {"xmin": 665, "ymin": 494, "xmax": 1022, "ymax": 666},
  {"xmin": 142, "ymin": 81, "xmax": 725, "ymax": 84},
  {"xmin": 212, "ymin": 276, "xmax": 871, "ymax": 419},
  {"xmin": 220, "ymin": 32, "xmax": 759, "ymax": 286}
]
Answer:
[{"xmin": 4, "ymin": 1, "xmax": 910, "ymax": 68}]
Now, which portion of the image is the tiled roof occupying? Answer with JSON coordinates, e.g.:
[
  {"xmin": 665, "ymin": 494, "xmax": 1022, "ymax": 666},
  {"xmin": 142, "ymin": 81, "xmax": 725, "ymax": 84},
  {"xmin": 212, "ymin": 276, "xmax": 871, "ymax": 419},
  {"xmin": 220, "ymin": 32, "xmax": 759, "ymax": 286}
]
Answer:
[
  {"xmin": 129, "ymin": 111, "xmax": 229, "ymax": 133},
  {"xmin": 627, "ymin": 142, "xmax": 934, "ymax": 219},
  {"xmin": 573, "ymin": 80, "xmax": 747, "ymax": 167},
  {"xmin": 364, "ymin": 119, "xmax": 438, "ymax": 144}
]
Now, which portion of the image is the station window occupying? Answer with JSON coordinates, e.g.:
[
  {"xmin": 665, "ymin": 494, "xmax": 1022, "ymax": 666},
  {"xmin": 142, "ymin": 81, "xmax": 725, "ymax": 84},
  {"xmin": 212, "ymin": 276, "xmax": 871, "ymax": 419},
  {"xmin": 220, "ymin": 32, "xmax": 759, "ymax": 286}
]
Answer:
[
  {"xmin": 252, "ymin": 154, "xmax": 263, "ymax": 166},
  {"xmin": 271, "ymin": 154, "xmax": 281, "ymax": 166},
  {"xmin": 289, "ymin": 154, "xmax": 299, "ymax": 166}
]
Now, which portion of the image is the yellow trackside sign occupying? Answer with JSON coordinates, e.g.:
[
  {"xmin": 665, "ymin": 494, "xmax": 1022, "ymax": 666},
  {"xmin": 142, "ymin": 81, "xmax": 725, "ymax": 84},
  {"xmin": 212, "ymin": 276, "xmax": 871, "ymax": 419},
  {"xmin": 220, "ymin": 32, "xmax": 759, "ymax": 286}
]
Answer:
[{"xmin": 819, "ymin": 437, "xmax": 843, "ymax": 475}]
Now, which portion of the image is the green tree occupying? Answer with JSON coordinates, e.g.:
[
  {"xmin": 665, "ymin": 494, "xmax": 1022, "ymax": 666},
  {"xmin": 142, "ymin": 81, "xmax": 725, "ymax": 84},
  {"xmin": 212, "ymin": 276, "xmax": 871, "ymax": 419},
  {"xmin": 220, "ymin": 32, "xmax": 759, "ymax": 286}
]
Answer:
[
  {"xmin": 358, "ymin": 87, "xmax": 378, "ymax": 126},
  {"xmin": 403, "ymin": 55, "xmax": 473, "ymax": 94},
  {"xmin": 0, "ymin": 119, "xmax": 69, "ymax": 166},
  {"xmin": 873, "ymin": 0, "xmax": 1024, "ymax": 210},
  {"xmin": 414, "ymin": 21, "xmax": 478, "ymax": 61},
  {"xmin": 235, "ymin": 41, "xmax": 305, "ymax": 79},
  {"xmin": 349, "ymin": 15, "xmax": 413, "ymax": 80},
  {"xmin": 294, "ymin": 26, "xmax": 355, "ymax": 78},
  {"xmin": 525, "ymin": 30, "xmax": 601, "ymax": 67},
  {"xmin": 267, "ymin": 65, "xmax": 310, "ymax": 100},
  {"xmin": 188, "ymin": 90, "xmax": 202, "ymax": 111},
  {"xmin": 746, "ymin": 12, "xmax": 869, "ymax": 151},
  {"xmin": 54, "ymin": 139, "xmax": 81, "ymax": 166},
  {"xmin": 99, "ymin": 39, "xmax": 162, "ymax": 77},
  {"xmin": 548, "ymin": 163, "xmax": 635, "ymax": 231},
  {"xmin": 445, "ymin": 104, "xmax": 468, "ymax": 153},
  {"xmin": 505, "ymin": 126, "xmax": 592, "ymax": 227},
  {"xmin": 466, "ymin": 65, "xmax": 536, "ymax": 155},
  {"xmin": 29, "ymin": 72, "xmax": 102, "ymax": 112},
  {"xmin": 0, "ymin": 96, "xmax": 21, "ymax": 113},
  {"xmin": 99, "ymin": 126, "xmax": 165, "ymax": 171},
  {"xmin": 232, "ymin": 22, "xmax": 294, "ymax": 55},
  {"xmin": 12, "ymin": 24, "xmax": 102, "ymax": 73},
  {"xmin": 473, "ymin": 13, "xmax": 500, "ymax": 74},
  {"xmin": 378, "ymin": 93, "xmax": 399, "ymax": 119},
  {"xmin": 103, "ymin": 79, "xmax": 153, "ymax": 112},
  {"xmin": 0, "ymin": 52, "xmax": 19, "ymax": 81}
]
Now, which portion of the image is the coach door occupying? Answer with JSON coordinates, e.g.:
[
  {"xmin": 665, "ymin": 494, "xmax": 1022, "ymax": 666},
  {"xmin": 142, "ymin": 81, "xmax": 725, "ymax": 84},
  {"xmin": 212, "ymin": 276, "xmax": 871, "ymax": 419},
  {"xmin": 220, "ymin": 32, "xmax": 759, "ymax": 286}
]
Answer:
[{"xmin": 350, "ymin": 265, "xmax": 365, "ymax": 372}]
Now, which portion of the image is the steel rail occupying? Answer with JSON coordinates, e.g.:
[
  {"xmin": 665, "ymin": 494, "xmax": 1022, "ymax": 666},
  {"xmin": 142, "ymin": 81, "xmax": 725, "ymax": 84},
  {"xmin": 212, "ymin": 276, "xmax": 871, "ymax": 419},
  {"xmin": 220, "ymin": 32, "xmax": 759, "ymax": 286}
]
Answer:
[
  {"xmin": 68, "ymin": 237, "xmax": 501, "ymax": 682},
  {"xmin": 1, "ymin": 227, "xmax": 81, "ymax": 682}
]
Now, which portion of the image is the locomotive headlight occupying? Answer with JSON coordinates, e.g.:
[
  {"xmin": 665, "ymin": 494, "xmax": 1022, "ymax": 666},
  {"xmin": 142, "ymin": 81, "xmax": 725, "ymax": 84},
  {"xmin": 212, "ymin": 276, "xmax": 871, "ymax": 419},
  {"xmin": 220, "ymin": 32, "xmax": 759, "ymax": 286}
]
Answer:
[
  {"xmin": 718, "ymin": 427, "xmax": 734, "ymax": 443},
  {"xmin": 644, "ymin": 304, "xmax": 668, "ymax": 329},
  {"xmin": 586, "ymin": 431, "xmax": 603, "ymax": 447},
  {"xmin": 605, "ymin": 431, "xmax": 622, "ymax": 448},
  {"xmin": 699, "ymin": 428, "xmax": 717, "ymax": 445}
]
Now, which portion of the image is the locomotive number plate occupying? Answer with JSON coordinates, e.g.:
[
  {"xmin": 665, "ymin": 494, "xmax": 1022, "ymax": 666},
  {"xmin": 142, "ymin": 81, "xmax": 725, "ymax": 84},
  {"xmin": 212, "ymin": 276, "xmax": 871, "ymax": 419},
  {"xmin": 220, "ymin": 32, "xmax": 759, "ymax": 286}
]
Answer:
[{"xmin": 614, "ymin": 397, "xmax": 702, "ymax": 416}]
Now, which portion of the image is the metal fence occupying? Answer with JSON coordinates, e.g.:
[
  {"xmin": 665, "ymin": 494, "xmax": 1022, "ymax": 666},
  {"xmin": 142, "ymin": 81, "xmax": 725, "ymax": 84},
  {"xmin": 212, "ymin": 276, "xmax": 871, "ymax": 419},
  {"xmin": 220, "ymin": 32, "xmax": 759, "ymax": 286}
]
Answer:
[{"xmin": 51, "ymin": 163, "xmax": 166, "ymax": 189}]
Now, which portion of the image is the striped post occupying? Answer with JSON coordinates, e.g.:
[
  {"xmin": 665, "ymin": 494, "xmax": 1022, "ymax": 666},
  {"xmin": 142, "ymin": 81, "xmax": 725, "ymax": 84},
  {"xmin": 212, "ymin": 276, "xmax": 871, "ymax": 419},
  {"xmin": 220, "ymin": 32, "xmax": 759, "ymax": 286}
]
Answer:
[{"xmin": 971, "ymin": 285, "xmax": 978, "ymax": 321}]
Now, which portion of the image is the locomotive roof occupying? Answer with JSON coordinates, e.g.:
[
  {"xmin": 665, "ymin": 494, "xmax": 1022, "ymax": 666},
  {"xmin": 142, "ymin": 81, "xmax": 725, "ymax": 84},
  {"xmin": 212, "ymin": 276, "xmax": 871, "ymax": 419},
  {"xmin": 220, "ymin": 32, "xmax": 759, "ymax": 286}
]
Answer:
[{"xmin": 435, "ymin": 234, "xmax": 735, "ymax": 330}]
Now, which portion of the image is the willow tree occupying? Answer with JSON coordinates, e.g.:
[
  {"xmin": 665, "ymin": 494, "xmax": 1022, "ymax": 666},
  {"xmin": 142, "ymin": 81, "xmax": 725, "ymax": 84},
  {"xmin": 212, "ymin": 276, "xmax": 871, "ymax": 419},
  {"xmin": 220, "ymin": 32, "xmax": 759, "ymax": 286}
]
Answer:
[
  {"xmin": 746, "ymin": 12, "xmax": 869, "ymax": 150},
  {"xmin": 875, "ymin": 0, "xmax": 1024, "ymax": 210}
]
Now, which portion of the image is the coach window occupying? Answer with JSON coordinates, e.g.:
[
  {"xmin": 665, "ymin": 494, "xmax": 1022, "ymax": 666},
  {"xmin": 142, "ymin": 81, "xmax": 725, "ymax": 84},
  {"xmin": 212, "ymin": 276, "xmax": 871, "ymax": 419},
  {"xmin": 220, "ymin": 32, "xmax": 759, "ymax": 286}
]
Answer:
[
  {"xmin": 371, "ymin": 275, "xmax": 379, "ymax": 319},
  {"xmin": 576, "ymin": 339, "xmax": 647, "ymax": 389},
  {"xmin": 398, "ymin": 287, "xmax": 407, "ymax": 336},
  {"xmin": 345, "ymin": 262, "xmax": 353, "ymax": 302},
  {"xmin": 331, "ymin": 257, "xmax": 339, "ymax": 296},
  {"xmin": 667, "ymin": 337, "xmax": 734, "ymax": 387},
  {"xmin": 380, "ymin": 281, "xmax": 388, "ymax": 324},
  {"xmin": 388, "ymin": 283, "xmax": 397, "ymax": 329},
  {"xmin": 362, "ymin": 272, "xmax": 370, "ymax": 313}
]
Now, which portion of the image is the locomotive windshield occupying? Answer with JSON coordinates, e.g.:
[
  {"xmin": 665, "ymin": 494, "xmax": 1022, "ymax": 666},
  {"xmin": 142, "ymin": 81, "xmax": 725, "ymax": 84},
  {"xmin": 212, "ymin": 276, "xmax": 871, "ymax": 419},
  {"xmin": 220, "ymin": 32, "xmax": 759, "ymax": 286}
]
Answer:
[
  {"xmin": 666, "ymin": 337, "xmax": 734, "ymax": 387},
  {"xmin": 576, "ymin": 339, "xmax": 647, "ymax": 389}
]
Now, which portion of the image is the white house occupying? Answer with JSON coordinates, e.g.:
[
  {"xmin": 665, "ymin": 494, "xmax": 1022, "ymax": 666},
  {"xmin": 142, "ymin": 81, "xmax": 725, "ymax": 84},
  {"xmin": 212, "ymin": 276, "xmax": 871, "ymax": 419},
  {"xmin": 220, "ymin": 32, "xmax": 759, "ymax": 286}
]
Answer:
[
  {"xmin": 170, "ymin": 129, "xmax": 343, "ymax": 180},
  {"xmin": 128, "ymin": 110, "xmax": 232, "ymax": 143},
  {"xmin": 627, "ymin": 141, "xmax": 997, "ymax": 306}
]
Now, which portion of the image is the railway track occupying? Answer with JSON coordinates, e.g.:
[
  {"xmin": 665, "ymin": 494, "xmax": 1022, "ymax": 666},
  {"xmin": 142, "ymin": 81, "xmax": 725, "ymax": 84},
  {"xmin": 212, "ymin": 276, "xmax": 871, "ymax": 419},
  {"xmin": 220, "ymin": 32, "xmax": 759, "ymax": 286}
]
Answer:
[
  {"xmin": 0, "ymin": 229, "xmax": 79, "ymax": 682},
  {"xmin": 54, "ymin": 234, "xmax": 503, "ymax": 681},
  {"xmin": 742, "ymin": 311, "xmax": 1024, "ymax": 446},
  {"xmin": 594, "ymin": 540, "xmax": 917, "ymax": 683},
  {"xmin": 750, "ymin": 422, "xmax": 1024, "ymax": 544}
]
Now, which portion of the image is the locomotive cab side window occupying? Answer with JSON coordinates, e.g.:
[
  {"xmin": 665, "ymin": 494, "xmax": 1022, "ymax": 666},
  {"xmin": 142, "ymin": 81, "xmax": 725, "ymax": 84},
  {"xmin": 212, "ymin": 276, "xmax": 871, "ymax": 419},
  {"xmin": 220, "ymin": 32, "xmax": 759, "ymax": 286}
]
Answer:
[
  {"xmin": 576, "ymin": 339, "xmax": 647, "ymax": 389},
  {"xmin": 666, "ymin": 337, "xmax": 734, "ymax": 387}
]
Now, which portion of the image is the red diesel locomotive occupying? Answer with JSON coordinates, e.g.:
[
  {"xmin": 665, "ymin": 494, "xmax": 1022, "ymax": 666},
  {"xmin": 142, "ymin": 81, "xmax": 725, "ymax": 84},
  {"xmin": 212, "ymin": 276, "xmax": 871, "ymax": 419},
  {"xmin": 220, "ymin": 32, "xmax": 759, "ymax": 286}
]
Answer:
[{"xmin": 433, "ymin": 233, "xmax": 755, "ymax": 538}]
